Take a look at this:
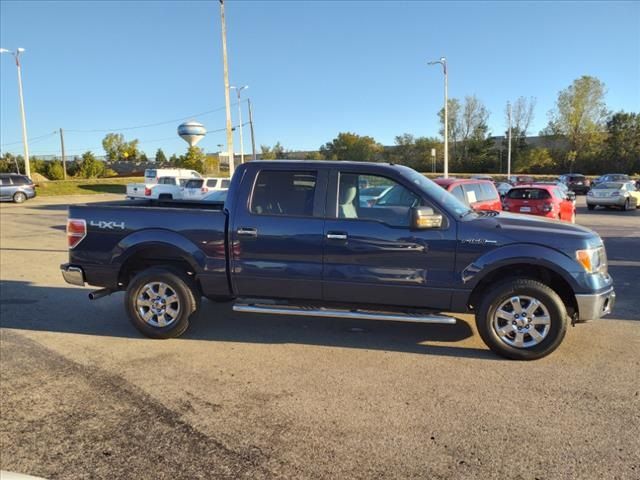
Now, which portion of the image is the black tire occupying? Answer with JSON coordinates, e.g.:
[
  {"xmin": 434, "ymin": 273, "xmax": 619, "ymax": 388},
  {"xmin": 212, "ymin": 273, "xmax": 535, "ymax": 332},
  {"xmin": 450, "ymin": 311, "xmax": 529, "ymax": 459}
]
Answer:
[
  {"xmin": 13, "ymin": 191, "xmax": 27, "ymax": 203},
  {"xmin": 623, "ymin": 199, "xmax": 630, "ymax": 211},
  {"xmin": 587, "ymin": 204, "xmax": 595, "ymax": 211},
  {"xmin": 475, "ymin": 278, "xmax": 568, "ymax": 360},
  {"xmin": 125, "ymin": 267, "xmax": 200, "ymax": 339}
]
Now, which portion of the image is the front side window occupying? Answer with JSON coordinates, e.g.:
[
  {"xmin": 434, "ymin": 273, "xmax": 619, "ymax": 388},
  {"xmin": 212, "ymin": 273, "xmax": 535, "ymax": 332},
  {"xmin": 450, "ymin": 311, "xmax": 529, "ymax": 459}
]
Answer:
[
  {"xmin": 0, "ymin": 177, "xmax": 11, "ymax": 186},
  {"xmin": 337, "ymin": 173, "xmax": 422, "ymax": 227},
  {"xmin": 206, "ymin": 179, "xmax": 218, "ymax": 188},
  {"xmin": 185, "ymin": 179, "xmax": 203, "ymax": 189},
  {"xmin": 251, "ymin": 170, "xmax": 317, "ymax": 216}
]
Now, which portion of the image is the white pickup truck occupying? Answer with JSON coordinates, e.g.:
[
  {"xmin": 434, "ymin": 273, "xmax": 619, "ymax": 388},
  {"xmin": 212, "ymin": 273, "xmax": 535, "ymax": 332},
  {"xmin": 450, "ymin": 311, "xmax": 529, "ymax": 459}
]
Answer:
[{"xmin": 126, "ymin": 168, "xmax": 201, "ymax": 200}]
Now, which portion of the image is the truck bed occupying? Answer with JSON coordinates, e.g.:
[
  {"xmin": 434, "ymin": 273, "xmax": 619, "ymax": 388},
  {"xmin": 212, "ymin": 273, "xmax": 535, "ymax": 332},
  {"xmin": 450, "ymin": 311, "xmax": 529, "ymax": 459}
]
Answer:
[{"xmin": 67, "ymin": 199, "xmax": 230, "ymax": 297}]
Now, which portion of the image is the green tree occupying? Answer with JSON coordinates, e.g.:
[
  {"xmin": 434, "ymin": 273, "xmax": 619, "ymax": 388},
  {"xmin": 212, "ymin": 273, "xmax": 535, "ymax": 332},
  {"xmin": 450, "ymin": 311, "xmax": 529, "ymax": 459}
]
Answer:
[
  {"xmin": 389, "ymin": 134, "xmax": 442, "ymax": 171},
  {"xmin": 260, "ymin": 142, "xmax": 286, "ymax": 160},
  {"xmin": 178, "ymin": 146, "xmax": 206, "ymax": 173},
  {"xmin": 304, "ymin": 151, "xmax": 325, "ymax": 160},
  {"xmin": 604, "ymin": 112, "xmax": 640, "ymax": 174},
  {"xmin": 78, "ymin": 151, "xmax": 106, "ymax": 178},
  {"xmin": 139, "ymin": 152, "xmax": 149, "ymax": 163},
  {"xmin": 155, "ymin": 148, "xmax": 167, "ymax": 164},
  {"xmin": 515, "ymin": 148, "xmax": 556, "ymax": 174},
  {"xmin": 168, "ymin": 154, "xmax": 179, "ymax": 166},
  {"xmin": 320, "ymin": 132, "xmax": 382, "ymax": 161},
  {"xmin": 546, "ymin": 76, "xmax": 609, "ymax": 160},
  {"xmin": 46, "ymin": 161, "xmax": 65, "ymax": 180},
  {"xmin": 102, "ymin": 133, "xmax": 140, "ymax": 162}
]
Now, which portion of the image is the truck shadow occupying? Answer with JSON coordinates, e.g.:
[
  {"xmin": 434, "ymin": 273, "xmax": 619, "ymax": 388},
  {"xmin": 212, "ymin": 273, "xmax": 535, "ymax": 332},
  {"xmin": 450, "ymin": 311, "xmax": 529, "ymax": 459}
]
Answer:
[{"xmin": 0, "ymin": 280, "xmax": 497, "ymax": 360}]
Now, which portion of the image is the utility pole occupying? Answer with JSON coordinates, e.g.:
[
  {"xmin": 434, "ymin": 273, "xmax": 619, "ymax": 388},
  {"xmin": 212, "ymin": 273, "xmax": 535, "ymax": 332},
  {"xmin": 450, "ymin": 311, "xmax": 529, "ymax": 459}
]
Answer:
[
  {"xmin": 507, "ymin": 102, "xmax": 512, "ymax": 181},
  {"xmin": 231, "ymin": 85, "xmax": 248, "ymax": 163},
  {"xmin": 428, "ymin": 57, "xmax": 448, "ymax": 178},
  {"xmin": 59, "ymin": 128, "xmax": 67, "ymax": 179},
  {"xmin": 1, "ymin": 48, "xmax": 30, "ymax": 178},
  {"xmin": 219, "ymin": 0, "xmax": 234, "ymax": 175},
  {"xmin": 248, "ymin": 98, "xmax": 256, "ymax": 161}
]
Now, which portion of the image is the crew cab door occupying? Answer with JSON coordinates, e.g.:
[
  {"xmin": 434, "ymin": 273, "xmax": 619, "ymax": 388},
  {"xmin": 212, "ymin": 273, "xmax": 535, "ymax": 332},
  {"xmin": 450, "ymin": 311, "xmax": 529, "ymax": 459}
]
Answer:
[
  {"xmin": 322, "ymin": 169, "xmax": 457, "ymax": 310},
  {"xmin": 229, "ymin": 166, "xmax": 328, "ymax": 300}
]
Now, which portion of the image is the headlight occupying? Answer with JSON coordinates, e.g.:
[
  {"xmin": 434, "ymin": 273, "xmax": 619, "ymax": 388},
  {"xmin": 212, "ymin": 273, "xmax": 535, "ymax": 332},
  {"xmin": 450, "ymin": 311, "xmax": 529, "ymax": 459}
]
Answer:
[{"xmin": 576, "ymin": 246, "xmax": 607, "ymax": 274}]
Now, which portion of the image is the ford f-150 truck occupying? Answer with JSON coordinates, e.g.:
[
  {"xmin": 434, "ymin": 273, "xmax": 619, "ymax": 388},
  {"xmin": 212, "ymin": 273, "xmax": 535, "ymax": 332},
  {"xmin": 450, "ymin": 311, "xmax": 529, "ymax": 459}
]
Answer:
[{"xmin": 61, "ymin": 161, "xmax": 615, "ymax": 360}]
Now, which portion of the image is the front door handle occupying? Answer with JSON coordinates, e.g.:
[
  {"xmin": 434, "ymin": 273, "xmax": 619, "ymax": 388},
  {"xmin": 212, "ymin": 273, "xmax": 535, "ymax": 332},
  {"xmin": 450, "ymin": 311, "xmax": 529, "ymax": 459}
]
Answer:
[
  {"xmin": 326, "ymin": 232, "xmax": 348, "ymax": 240},
  {"xmin": 237, "ymin": 227, "xmax": 258, "ymax": 237}
]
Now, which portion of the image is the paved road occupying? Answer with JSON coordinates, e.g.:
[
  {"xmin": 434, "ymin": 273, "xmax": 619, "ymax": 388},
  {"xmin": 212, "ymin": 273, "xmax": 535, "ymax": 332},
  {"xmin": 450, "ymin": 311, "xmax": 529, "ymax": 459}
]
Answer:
[{"xmin": 1, "ymin": 195, "xmax": 639, "ymax": 479}]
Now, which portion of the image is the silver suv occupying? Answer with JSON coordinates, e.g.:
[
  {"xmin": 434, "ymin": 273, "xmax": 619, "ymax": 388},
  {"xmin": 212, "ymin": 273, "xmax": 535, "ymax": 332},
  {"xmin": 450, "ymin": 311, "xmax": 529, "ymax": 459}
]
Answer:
[{"xmin": 0, "ymin": 173, "xmax": 36, "ymax": 203}]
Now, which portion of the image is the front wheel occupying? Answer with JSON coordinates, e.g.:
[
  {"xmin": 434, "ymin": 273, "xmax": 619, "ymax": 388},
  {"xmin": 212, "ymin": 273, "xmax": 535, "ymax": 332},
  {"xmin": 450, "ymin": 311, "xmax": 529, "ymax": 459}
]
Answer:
[
  {"xmin": 623, "ymin": 199, "xmax": 631, "ymax": 211},
  {"xmin": 475, "ymin": 279, "xmax": 568, "ymax": 360},
  {"xmin": 125, "ymin": 268, "xmax": 200, "ymax": 339}
]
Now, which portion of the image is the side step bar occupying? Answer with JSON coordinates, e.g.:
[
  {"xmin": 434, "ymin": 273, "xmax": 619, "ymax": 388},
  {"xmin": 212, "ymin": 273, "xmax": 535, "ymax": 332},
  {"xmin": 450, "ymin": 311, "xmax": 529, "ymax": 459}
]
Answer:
[{"xmin": 233, "ymin": 303, "xmax": 456, "ymax": 325}]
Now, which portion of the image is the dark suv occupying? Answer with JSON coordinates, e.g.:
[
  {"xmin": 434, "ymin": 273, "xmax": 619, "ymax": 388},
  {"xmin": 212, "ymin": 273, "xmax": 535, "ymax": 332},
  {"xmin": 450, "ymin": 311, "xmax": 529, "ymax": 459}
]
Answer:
[
  {"xmin": 559, "ymin": 174, "xmax": 590, "ymax": 194},
  {"xmin": 0, "ymin": 173, "xmax": 36, "ymax": 203}
]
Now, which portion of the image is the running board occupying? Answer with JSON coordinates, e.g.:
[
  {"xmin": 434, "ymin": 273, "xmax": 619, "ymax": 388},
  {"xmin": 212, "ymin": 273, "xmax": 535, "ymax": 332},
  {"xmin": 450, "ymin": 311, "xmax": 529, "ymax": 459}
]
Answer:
[{"xmin": 232, "ymin": 303, "xmax": 456, "ymax": 324}]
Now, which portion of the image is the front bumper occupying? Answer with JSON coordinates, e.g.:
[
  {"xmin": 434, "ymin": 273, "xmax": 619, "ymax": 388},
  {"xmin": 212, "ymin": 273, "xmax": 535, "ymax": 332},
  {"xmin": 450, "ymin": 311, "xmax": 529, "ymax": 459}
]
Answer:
[
  {"xmin": 61, "ymin": 263, "xmax": 85, "ymax": 286},
  {"xmin": 575, "ymin": 287, "xmax": 615, "ymax": 321}
]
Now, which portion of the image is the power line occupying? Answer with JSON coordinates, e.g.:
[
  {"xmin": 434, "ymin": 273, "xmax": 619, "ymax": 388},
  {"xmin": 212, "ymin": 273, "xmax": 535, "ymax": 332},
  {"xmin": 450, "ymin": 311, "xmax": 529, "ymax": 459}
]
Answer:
[
  {"xmin": 64, "ymin": 101, "xmax": 244, "ymax": 133},
  {"xmin": 0, "ymin": 131, "xmax": 57, "ymax": 147}
]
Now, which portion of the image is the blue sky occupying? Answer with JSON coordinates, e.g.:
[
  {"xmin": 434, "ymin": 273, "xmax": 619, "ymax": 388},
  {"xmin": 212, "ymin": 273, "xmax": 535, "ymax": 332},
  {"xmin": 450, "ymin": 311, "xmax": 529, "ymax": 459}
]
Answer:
[{"xmin": 1, "ymin": 0, "xmax": 639, "ymax": 158}]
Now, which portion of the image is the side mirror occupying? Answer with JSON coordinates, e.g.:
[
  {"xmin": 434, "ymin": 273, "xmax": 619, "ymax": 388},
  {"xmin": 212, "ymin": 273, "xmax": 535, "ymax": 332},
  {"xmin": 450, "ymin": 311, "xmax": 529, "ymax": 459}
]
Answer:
[
  {"xmin": 566, "ymin": 191, "xmax": 576, "ymax": 201},
  {"xmin": 411, "ymin": 206, "xmax": 443, "ymax": 229}
]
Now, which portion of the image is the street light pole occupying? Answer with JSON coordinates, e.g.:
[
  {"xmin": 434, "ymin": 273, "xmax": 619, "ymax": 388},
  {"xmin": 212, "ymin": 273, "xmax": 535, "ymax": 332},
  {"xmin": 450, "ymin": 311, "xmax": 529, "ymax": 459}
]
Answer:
[
  {"xmin": 231, "ymin": 85, "xmax": 248, "ymax": 164},
  {"xmin": 218, "ymin": 0, "xmax": 234, "ymax": 175},
  {"xmin": 428, "ymin": 57, "xmax": 448, "ymax": 178},
  {"xmin": 507, "ymin": 101, "xmax": 512, "ymax": 181},
  {"xmin": 1, "ymin": 48, "xmax": 31, "ymax": 178}
]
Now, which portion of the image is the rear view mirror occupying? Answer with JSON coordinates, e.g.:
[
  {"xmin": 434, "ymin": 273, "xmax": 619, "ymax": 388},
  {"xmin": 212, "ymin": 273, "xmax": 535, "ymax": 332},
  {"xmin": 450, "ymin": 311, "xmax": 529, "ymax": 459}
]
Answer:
[{"xmin": 411, "ymin": 206, "xmax": 443, "ymax": 229}]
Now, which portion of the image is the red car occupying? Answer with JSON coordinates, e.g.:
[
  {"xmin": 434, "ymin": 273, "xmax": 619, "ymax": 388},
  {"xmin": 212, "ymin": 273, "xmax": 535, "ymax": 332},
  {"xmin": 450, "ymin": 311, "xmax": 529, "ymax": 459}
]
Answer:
[
  {"xmin": 433, "ymin": 178, "xmax": 502, "ymax": 211},
  {"xmin": 502, "ymin": 184, "xmax": 575, "ymax": 223}
]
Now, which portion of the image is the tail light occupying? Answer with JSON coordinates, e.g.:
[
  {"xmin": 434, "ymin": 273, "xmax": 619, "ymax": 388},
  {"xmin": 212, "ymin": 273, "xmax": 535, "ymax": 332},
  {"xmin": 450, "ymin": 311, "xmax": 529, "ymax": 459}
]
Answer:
[
  {"xmin": 67, "ymin": 218, "xmax": 87, "ymax": 249},
  {"xmin": 542, "ymin": 203, "xmax": 553, "ymax": 212},
  {"xmin": 201, "ymin": 187, "xmax": 209, "ymax": 193},
  {"xmin": 144, "ymin": 187, "xmax": 152, "ymax": 196}
]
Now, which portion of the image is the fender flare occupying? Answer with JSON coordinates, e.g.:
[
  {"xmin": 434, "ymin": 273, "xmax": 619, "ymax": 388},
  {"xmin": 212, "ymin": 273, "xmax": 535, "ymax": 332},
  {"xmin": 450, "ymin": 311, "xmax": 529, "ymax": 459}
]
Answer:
[{"xmin": 462, "ymin": 244, "xmax": 582, "ymax": 292}]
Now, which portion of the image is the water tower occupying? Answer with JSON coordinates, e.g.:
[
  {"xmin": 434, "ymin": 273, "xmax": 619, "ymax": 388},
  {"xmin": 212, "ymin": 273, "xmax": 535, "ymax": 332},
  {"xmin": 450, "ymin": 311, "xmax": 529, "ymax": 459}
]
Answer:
[{"xmin": 177, "ymin": 121, "xmax": 206, "ymax": 147}]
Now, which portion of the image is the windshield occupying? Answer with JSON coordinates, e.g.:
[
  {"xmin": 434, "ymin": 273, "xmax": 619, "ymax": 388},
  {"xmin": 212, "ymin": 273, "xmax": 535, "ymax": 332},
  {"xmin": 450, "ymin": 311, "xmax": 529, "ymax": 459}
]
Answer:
[{"xmin": 396, "ymin": 166, "xmax": 472, "ymax": 217}]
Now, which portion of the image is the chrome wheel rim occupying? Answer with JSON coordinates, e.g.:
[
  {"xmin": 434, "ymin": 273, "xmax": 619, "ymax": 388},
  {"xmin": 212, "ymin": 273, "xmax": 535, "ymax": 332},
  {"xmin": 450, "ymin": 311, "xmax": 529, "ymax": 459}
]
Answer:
[
  {"xmin": 492, "ymin": 295, "xmax": 551, "ymax": 348},
  {"xmin": 136, "ymin": 282, "xmax": 180, "ymax": 328}
]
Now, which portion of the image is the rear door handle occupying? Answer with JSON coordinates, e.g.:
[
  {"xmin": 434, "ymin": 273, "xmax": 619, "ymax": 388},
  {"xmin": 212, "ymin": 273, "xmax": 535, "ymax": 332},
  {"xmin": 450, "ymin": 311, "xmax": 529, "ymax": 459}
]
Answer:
[
  {"xmin": 237, "ymin": 227, "xmax": 258, "ymax": 237},
  {"xmin": 326, "ymin": 232, "xmax": 348, "ymax": 240}
]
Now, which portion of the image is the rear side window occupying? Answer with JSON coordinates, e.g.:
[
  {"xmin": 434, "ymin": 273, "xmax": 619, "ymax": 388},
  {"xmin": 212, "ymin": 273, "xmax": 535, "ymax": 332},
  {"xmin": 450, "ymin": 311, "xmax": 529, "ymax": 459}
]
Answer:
[
  {"xmin": 450, "ymin": 185, "xmax": 466, "ymax": 204},
  {"xmin": 507, "ymin": 188, "xmax": 551, "ymax": 200},
  {"xmin": 185, "ymin": 179, "xmax": 204, "ymax": 188},
  {"xmin": 221, "ymin": 179, "xmax": 231, "ymax": 188},
  {"xmin": 11, "ymin": 175, "xmax": 30, "ymax": 185},
  {"xmin": 251, "ymin": 170, "xmax": 317, "ymax": 217},
  {"xmin": 206, "ymin": 179, "xmax": 218, "ymax": 188}
]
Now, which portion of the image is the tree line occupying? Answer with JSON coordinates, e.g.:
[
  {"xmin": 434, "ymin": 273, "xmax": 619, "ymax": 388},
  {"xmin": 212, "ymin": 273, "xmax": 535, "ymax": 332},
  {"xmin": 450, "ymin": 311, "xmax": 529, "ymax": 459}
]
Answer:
[{"xmin": 1, "ymin": 75, "xmax": 638, "ymax": 178}]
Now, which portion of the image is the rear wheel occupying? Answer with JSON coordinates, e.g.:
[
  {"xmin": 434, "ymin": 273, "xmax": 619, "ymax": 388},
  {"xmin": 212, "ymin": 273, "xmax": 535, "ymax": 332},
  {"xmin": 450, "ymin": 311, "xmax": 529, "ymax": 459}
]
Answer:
[
  {"xmin": 13, "ymin": 191, "xmax": 27, "ymax": 203},
  {"xmin": 623, "ymin": 199, "xmax": 630, "ymax": 211},
  {"xmin": 587, "ymin": 204, "xmax": 595, "ymax": 211},
  {"xmin": 125, "ymin": 268, "xmax": 200, "ymax": 339},
  {"xmin": 475, "ymin": 279, "xmax": 568, "ymax": 360}
]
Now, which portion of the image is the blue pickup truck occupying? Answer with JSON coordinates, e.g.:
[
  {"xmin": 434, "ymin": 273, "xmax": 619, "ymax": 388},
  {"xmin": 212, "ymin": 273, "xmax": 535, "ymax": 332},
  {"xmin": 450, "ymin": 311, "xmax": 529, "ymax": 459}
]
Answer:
[{"xmin": 61, "ymin": 161, "xmax": 615, "ymax": 360}]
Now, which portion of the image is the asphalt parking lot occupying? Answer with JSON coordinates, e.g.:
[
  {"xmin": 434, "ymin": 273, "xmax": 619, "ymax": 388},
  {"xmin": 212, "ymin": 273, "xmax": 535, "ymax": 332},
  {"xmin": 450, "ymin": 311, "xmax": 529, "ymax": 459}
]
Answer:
[{"xmin": 1, "ymin": 194, "xmax": 639, "ymax": 479}]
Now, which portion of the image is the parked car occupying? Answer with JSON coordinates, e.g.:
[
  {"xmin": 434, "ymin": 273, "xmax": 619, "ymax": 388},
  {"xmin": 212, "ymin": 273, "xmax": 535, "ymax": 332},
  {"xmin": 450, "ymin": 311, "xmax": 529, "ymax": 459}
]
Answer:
[
  {"xmin": 495, "ymin": 182, "xmax": 512, "ymax": 198},
  {"xmin": 592, "ymin": 173, "xmax": 631, "ymax": 187},
  {"xmin": 502, "ymin": 184, "xmax": 576, "ymax": 223},
  {"xmin": 471, "ymin": 174, "xmax": 493, "ymax": 181},
  {"xmin": 586, "ymin": 181, "xmax": 640, "ymax": 211},
  {"xmin": 202, "ymin": 189, "xmax": 228, "ymax": 203},
  {"xmin": 61, "ymin": 161, "xmax": 615, "ymax": 360},
  {"xmin": 533, "ymin": 181, "xmax": 576, "ymax": 202},
  {"xmin": 359, "ymin": 185, "xmax": 393, "ymax": 207},
  {"xmin": 433, "ymin": 178, "xmax": 502, "ymax": 211},
  {"xmin": 127, "ymin": 176, "xmax": 191, "ymax": 200},
  {"xmin": 512, "ymin": 175, "xmax": 535, "ymax": 185},
  {"xmin": 183, "ymin": 177, "xmax": 231, "ymax": 200},
  {"xmin": 559, "ymin": 173, "xmax": 590, "ymax": 194},
  {"xmin": 0, "ymin": 173, "xmax": 36, "ymax": 203},
  {"xmin": 126, "ymin": 169, "xmax": 201, "ymax": 200}
]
